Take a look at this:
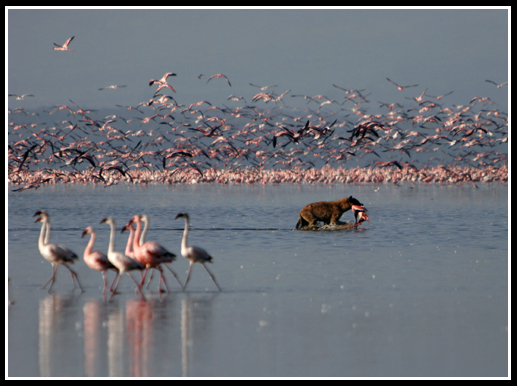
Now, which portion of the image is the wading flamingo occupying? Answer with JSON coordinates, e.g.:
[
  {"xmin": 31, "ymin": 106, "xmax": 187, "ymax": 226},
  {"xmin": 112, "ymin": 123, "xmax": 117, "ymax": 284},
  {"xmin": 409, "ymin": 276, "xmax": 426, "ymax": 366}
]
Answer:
[
  {"xmin": 33, "ymin": 211, "xmax": 83, "ymax": 292},
  {"xmin": 139, "ymin": 214, "xmax": 159, "ymax": 289},
  {"xmin": 100, "ymin": 217, "xmax": 144, "ymax": 295},
  {"xmin": 82, "ymin": 226, "xmax": 117, "ymax": 295},
  {"xmin": 175, "ymin": 213, "xmax": 222, "ymax": 291},
  {"xmin": 127, "ymin": 214, "xmax": 183, "ymax": 292},
  {"xmin": 53, "ymin": 36, "xmax": 75, "ymax": 51}
]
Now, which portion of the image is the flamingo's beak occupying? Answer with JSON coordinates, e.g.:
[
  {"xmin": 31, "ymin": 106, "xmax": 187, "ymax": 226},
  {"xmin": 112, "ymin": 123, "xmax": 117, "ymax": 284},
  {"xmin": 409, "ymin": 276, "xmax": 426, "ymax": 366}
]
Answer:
[{"xmin": 121, "ymin": 221, "xmax": 132, "ymax": 233}]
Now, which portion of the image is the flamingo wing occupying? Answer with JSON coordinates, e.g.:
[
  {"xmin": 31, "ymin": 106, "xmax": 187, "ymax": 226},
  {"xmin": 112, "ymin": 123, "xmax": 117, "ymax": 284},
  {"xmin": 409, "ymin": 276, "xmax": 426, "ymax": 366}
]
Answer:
[
  {"xmin": 142, "ymin": 242, "xmax": 176, "ymax": 262},
  {"xmin": 188, "ymin": 245, "xmax": 213, "ymax": 263},
  {"xmin": 63, "ymin": 36, "xmax": 75, "ymax": 47},
  {"xmin": 52, "ymin": 244, "xmax": 78, "ymax": 262},
  {"xmin": 90, "ymin": 251, "xmax": 115, "ymax": 270}
]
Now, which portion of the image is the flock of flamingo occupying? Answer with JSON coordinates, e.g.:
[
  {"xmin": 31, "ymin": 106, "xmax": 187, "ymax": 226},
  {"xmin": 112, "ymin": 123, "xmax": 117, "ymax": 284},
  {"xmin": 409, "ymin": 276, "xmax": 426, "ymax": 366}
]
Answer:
[
  {"xmin": 8, "ymin": 38, "xmax": 508, "ymax": 190},
  {"xmin": 7, "ymin": 37, "xmax": 508, "ymax": 304},
  {"xmin": 34, "ymin": 210, "xmax": 221, "ymax": 299}
]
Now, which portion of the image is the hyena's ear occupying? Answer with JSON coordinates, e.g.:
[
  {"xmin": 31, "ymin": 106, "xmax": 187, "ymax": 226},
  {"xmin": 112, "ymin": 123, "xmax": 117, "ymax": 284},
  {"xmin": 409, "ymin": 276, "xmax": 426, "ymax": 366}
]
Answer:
[{"xmin": 349, "ymin": 196, "xmax": 353, "ymax": 200}]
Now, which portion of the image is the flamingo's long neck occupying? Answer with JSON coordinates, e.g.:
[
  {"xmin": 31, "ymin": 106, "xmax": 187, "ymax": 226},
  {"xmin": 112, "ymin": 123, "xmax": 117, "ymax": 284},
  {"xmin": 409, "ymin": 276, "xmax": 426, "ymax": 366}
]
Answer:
[
  {"xmin": 107, "ymin": 221, "xmax": 116, "ymax": 254},
  {"xmin": 84, "ymin": 231, "xmax": 96, "ymax": 257},
  {"xmin": 140, "ymin": 216, "xmax": 149, "ymax": 246},
  {"xmin": 181, "ymin": 217, "xmax": 190, "ymax": 255},
  {"xmin": 43, "ymin": 217, "xmax": 51, "ymax": 244},
  {"xmin": 38, "ymin": 218, "xmax": 48, "ymax": 250},
  {"xmin": 132, "ymin": 217, "xmax": 142, "ymax": 256},
  {"xmin": 125, "ymin": 225, "xmax": 135, "ymax": 258}
]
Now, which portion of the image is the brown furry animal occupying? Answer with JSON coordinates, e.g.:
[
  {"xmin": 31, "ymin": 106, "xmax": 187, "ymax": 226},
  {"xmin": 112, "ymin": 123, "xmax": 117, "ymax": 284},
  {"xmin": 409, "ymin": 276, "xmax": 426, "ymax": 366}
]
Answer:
[{"xmin": 295, "ymin": 196, "xmax": 364, "ymax": 229}]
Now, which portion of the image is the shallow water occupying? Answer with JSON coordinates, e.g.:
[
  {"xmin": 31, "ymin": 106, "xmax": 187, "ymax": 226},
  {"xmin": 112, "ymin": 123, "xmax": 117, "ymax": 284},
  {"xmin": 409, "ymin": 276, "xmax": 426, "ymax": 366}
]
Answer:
[{"xmin": 7, "ymin": 183, "xmax": 508, "ymax": 377}]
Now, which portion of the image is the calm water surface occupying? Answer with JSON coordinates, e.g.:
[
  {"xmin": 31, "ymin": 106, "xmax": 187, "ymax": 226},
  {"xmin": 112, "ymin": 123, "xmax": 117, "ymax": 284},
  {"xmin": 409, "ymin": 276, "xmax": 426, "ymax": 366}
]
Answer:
[{"xmin": 7, "ymin": 183, "xmax": 508, "ymax": 377}]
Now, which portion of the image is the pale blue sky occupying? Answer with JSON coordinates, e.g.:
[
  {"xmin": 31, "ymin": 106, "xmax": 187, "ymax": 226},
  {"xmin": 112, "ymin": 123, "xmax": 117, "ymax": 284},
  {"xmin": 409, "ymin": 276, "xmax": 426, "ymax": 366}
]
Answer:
[{"xmin": 7, "ymin": 7, "xmax": 509, "ymax": 112}]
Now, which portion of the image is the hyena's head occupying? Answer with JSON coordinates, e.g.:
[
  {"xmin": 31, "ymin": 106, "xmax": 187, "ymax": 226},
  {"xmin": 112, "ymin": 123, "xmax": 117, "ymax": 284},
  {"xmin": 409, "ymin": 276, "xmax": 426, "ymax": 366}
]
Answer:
[{"xmin": 348, "ymin": 196, "xmax": 363, "ymax": 206}]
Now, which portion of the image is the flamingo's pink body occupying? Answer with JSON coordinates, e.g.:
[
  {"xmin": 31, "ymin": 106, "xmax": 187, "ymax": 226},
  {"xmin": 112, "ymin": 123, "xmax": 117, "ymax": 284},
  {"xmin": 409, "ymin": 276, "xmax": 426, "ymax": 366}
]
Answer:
[{"xmin": 128, "ymin": 215, "xmax": 183, "ymax": 292}]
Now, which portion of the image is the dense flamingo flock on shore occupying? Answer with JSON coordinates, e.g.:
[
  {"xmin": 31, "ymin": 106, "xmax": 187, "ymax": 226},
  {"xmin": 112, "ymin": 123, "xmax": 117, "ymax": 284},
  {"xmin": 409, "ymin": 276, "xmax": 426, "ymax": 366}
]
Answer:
[{"xmin": 8, "ymin": 71, "xmax": 508, "ymax": 190}]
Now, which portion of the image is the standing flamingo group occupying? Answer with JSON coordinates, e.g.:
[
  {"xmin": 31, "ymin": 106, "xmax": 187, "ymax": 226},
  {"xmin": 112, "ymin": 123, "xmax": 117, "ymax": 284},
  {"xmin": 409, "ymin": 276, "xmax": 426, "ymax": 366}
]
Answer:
[{"xmin": 31, "ymin": 211, "xmax": 223, "ymax": 297}]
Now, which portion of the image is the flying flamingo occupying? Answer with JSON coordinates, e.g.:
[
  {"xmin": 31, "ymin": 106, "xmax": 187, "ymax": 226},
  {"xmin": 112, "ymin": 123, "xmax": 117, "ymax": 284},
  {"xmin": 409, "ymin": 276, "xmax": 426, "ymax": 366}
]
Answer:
[
  {"xmin": 406, "ymin": 88, "xmax": 428, "ymax": 103},
  {"xmin": 154, "ymin": 83, "xmax": 176, "ymax": 94},
  {"xmin": 426, "ymin": 90, "xmax": 453, "ymax": 100},
  {"xmin": 386, "ymin": 77, "xmax": 418, "ymax": 91},
  {"xmin": 375, "ymin": 160, "xmax": 403, "ymax": 170},
  {"xmin": 53, "ymin": 36, "xmax": 75, "ymax": 51},
  {"xmin": 149, "ymin": 72, "xmax": 176, "ymax": 85},
  {"xmin": 100, "ymin": 217, "xmax": 144, "ymax": 295},
  {"xmin": 485, "ymin": 79, "xmax": 508, "ymax": 88},
  {"xmin": 175, "ymin": 213, "xmax": 222, "ymax": 291},
  {"xmin": 249, "ymin": 83, "xmax": 278, "ymax": 90},
  {"xmin": 127, "ymin": 214, "xmax": 183, "ymax": 292},
  {"xmin": 82, "ymin": 226, "xmax": 118, "ymax": 295},
  {"xmin": 33, "ymin": 211, "xmax": 83, "ymax": 292},
  {"xmin": 98, "ymin": 85, "xmax": 127, "ymax": 91},
  {"xmin": 149, "ymin": 72, "xmax": 177, "ymax": 93},
  {"xmin": 8, "ymin": 94, "xmax": 35, "ymax": 101},
  {"xmin": 207, "ymin": 73, "xmax": 232, "ymax": 87}
]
